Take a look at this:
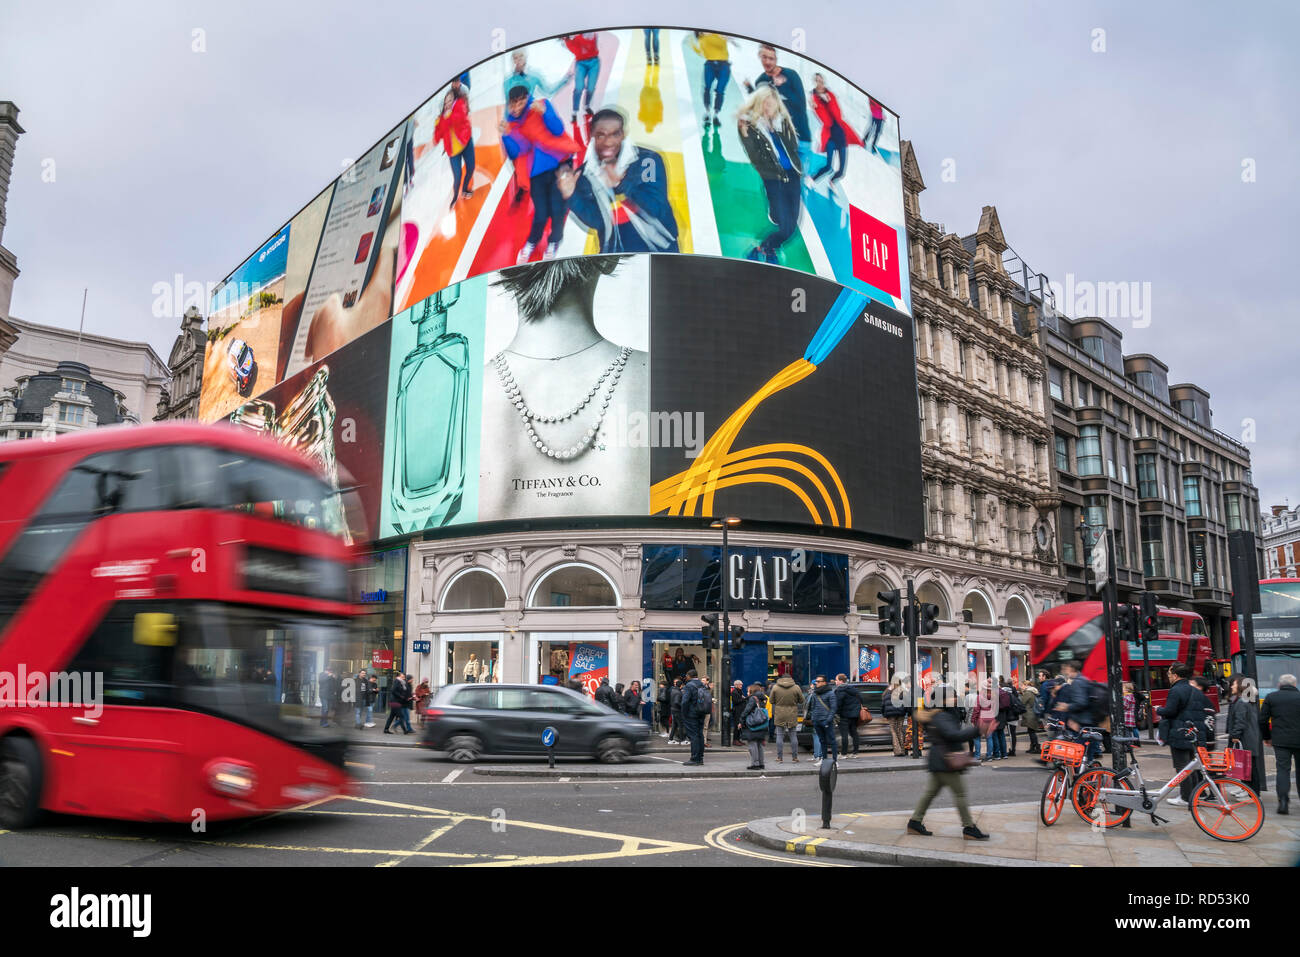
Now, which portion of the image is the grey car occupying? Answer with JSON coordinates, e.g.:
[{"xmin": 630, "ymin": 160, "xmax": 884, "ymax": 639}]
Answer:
[{"xmin": 419, "ymin": 683, "xmax": 651, "ymax": 763}]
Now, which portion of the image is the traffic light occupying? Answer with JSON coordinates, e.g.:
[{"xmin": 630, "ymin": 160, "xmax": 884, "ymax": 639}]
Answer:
[
  {"xmin": 1116, "ymin": 604, "xmax": 1135, "ymax": 644},
  {"xmin": 877, "ymin": 589, "xmax": 902, "ymax": 636},
  {"xmin": 919, "ymin": 602, "xmax": 940, "ymax": 635},
  {"xmin": 730, "ymin": 624, "xmax": 746, "ymax": 649},
  {"xmin": 700, "ymin": 613, "xmax": 720, "ymax": 651},
  {"xmin": 1139, "ymin": 592, "xmax": 1160, "ymax": 645}
]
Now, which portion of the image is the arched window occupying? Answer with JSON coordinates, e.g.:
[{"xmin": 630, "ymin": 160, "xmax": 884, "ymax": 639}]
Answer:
[
  {"xmin": 962, "ymin": 590, "xmax": 994, "ymax": 625},
  {"xmin": 527, "ymin": 563, "xmax": 618, "ymax": 608},
  {"xmin": 1005, "ymin": 595, "xmax": 1032, "ymax": 629},
  {"xmin": 915, "ymin": 582, "xmax": 950, "ymax": 621},
  {"xmin": 853, "ymin": 573, "xmax": 895, "ymax": 613},
  {"xmin": 440, "ymin": 569, "xmax": 507, "ymax": 611}
]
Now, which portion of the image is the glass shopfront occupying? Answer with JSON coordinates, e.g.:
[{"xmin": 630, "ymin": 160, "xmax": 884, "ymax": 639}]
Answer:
[
  {"xmin": 530, "ymin": 632, "xmax": 616, "ymax": 695},
  {"xmin": 347, "ymin": 546, "xmax": 408, "ymax": 704},
  {"xmin": 438, "ymin": 634, "xmax": 502, "ymax": 686},
  {"xmin": 645, "ymin": 632, "xmax": 849, "ymax": 694}
]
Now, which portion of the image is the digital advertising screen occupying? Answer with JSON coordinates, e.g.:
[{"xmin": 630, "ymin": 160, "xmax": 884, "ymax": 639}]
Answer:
[{"xmin": 207, "ymin": 26, "xmax": 921, "ymax": 544}]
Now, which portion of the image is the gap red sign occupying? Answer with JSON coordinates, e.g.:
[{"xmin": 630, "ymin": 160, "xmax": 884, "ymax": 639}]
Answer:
[
  {"xmin": 849, "ymin": 206, "xmax": 902, "ymax": 298},
  {"xmin": 371, "ymin": 649, "xmax": 394, "ymax": 669}
]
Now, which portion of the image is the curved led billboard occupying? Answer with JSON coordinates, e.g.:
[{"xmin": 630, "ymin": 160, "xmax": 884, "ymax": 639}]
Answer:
[{"xmin": 203, "ymin": 27, "xmax": 921, "ymax": 544}]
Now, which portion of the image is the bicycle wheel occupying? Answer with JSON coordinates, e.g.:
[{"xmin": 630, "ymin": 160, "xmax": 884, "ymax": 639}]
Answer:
[
  {"xmin": 1040, "ymin": 768, "xmax": 1068, "ymax": 826},
  {"xmin": 1191, "ymin": 778, "xmax": 1264, "ymax": 842},
  {"xmin": 1072, "ymin": 767, "xmax": 1133, "ymax": 827}
]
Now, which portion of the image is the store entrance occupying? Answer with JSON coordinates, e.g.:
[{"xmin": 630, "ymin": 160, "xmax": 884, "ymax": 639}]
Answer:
[
  {"xmin": 765, "ymin": 642, "xmax": 845, "ymax": 688},
  {"xmin": 440, "ymin": 636, "xmax": 500, "ymax": 686},
  {"xmin": 531, "ymin": 633, "xmax": 616, "ymax": 696}
]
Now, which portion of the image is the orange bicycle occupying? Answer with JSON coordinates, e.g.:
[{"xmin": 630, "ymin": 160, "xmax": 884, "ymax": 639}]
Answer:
[
  {"xmin": 1039, "ymin": 729, "xmax": 1104, "ymax": 826},
  {"xmin": 1071, "ymin": 739, "xmax": 1264, "ymax": 842}
]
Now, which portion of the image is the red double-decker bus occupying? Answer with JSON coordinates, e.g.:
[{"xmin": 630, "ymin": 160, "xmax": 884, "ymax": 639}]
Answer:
[
  {"xmin": 1030, "ymin": 601, "xmax": 1218, "ymax": 714},
  {"xmin": 1230, "ymin": 578, "xmax": 1300, "ymax": 698},
  {"xmin": 0, "ymin": 423, "xmax": 358, "ymax": 828}
]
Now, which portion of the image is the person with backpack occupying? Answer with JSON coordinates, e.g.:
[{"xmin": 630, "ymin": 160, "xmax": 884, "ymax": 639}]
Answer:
[
  {"xmin": 1053, "ymin": 660, "xmax": 1102, "ymax": 762},
  {"xmin": 1157, "ymin": 664, "xmax": 1209, "ymax": 806},
  {"xmin": 906, "ymin": 684, "xmax": 989, "ymax": 840},
  {"xmin": 970, "ymin": 678, "xmax": 999, "ymax": 761},
  {"xmin": 834, "ymin": 674, "xmax": 863, "ymax": 757},
  {"xmin": 669, "ymin": 678, "xmax": 685, "ymax": 743},
  {"xmin": 995, "ymin": 678, "xmax": 1016, "ymax": 757},
  {"xmin": 882, "ymin": 675, "xmax": 910, "ymax": 757},
  {"xmin": 679, "ymin": 669, "xmax": 709, "ymax": 765},
  {"xmin": 769, "ymin": 672, "xmax": 804, "ymax": 762},
  {"xmin": 805, "ymin": 675, "xmax": 838, "ymax": 764},
  {"xmin": 999, "ymin": 677, "xmax": 1026, "ymax": 756},
  {"xmin": 740, "ymin": 683, "xmax": 770, "ymax": 770},
  {"xmin": 1016, "ymin": 679, "xmax": 1040, "ymax": 756}
]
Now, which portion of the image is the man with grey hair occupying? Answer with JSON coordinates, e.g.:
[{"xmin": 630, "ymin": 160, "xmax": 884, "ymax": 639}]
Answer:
[{"xmin": 1260, "ymin": 673, "xmax": 1300, "ymax": 814}]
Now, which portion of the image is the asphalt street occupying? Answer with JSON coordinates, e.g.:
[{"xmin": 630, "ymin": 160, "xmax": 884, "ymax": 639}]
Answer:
[{"xmin": 0, "ymin": 745, "xmax": 1051, "ymax": 867}]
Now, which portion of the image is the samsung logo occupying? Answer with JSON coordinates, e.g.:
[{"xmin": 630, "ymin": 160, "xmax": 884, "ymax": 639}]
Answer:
[{"xmin": 862, "ymin": 314, "xmax": 904, "ymax": 338}]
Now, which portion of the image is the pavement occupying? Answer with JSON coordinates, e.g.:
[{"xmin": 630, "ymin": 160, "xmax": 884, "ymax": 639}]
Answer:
[{"xmin": 744, "ymin": 750, "xmax": 1300, "ymax": 867}]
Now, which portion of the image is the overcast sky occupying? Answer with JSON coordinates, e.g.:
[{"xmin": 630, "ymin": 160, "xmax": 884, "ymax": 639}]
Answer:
[{"xmin": 2, "ymin": 0, "xmax": 1296, "ymax": 508}]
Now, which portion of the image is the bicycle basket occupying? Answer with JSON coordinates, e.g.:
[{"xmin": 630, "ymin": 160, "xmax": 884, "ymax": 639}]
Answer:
[
  {"xmin": 1197, "ymin": 747, "xmax": 1234, "ymax": 774},
  {"xmin": 1042, "ymin": 739, "xmax": 1086, "ymax": 766}
]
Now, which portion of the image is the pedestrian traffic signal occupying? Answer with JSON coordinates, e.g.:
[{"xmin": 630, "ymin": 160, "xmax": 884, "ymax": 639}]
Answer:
[
  {"xmin": 919, "ymin": 602, "xmax": 940, "ymax": 635},
  {"xmin": 1116, "ymin": 604, "xmax": 1135, "ymax": 644},
  {"xmin": 878, "ymin": 590, "xmax": 902, "ymax": 636},
  {"xmin": 1139, "ymin": 592, "xmax": 1160, "ymax": 645},
  {"xmin": 730, "ymin": 624, "xmax": 746, "ymax": 649},
  {"xmin": 700, "ymin": 613, "xmax": 720, "ymax": 650}
]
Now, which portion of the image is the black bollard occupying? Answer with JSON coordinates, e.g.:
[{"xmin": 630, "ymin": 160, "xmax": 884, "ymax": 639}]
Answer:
[{"xmin": 819, "ymin": 757, "xmax": 838, "ymax": 829}]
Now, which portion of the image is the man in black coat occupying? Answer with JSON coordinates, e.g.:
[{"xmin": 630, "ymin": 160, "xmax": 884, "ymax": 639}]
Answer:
[
  {"xmin": 834, "ymin": 674, "xmax": 863, "ymax": 756},
  {"xmin": 594, "ymin": 677, "xmax": 617, "ymax": 709},
  {"xmin": 679, "ymin": 670, "xmax": 707, "ymax": 765},
  {"xmin": 729, "ymin": 680, "xmax": 747, "ymax": 744},
  {"xmin": 669, "ymin": 678, "xmax": 685, "ymax": 743},
  {"xmin": 1156, "ymin": 663, "xmax": 1206, "ymax": 805},
  {"xmin": 1260, "ymin": 674, "xmax": 1300, "ymax": 814}
]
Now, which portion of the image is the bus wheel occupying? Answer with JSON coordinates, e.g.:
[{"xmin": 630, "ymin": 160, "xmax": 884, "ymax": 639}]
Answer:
[
  {"xmin": 0, "ymin": 736, "xmax": 43, "ymax": 829},
  {"xmin": 446, "ymin": 735, "xmax": 482, "ymax": 763}
]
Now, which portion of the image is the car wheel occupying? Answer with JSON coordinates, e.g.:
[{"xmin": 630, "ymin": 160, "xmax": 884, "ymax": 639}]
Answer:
[
  {"xmin": 0, "ymin": 736, "xmax": 43, "ymax": 830},
  {"xmin": 595, "ymin": 736, "xmax": 631, "ymax": 764},
  {"xmin": 446, "ymin": 734, "xmax": 482, "ymax": 763}
]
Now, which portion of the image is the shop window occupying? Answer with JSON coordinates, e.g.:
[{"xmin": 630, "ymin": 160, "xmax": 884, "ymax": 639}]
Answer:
[
  {"xmin": 962, "ymin": 590, "xmax": 994, "ymax": 626},
  {"xmin": 1005, "ymin": 596, "xmax": 1031, "ymax": 629},
  {"xmin": 914, "ymin": 582, "xmax": 949, "ymax": 621},
  {"xmin": 528, "ymin": 564, "xmax": 617, "ymax": 607},
  {"xmin": 440, "ymin": 569, "xmax": 507, "ymax": 611},
  {"xmin": 853, "ymin": 573, "xmax": 895, "ymax": 613}
]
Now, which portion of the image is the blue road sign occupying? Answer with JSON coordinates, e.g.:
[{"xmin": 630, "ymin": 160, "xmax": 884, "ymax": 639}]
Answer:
[{"xmin": 541, "ymin": 726, "xmax": 557, "ymax": 748}]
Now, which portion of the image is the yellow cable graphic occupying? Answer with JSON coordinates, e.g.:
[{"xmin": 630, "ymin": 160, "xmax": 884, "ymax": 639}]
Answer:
[{"xmin": 650, "ymin": 358, "xmax": 852, "ymax": 526}]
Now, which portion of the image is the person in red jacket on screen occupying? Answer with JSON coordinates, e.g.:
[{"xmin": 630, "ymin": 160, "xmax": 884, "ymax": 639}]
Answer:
[
  {"xmin": 561, "ymin": 32, "xmax": 602, "ymax": 125},
  {"xmin": 434, "ymin": 89, "xmax": 476, "ymax": 207},
  {"xmin": 809, "ymin": 73, "xmax": 863, "ymax": 184}
]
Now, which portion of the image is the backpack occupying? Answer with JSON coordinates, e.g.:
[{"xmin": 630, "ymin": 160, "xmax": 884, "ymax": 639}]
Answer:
[
  {"xmin": 1085, "ymin": 679, "xmax": 1110, "ymax": 718},
  {"xmin": 695, "ymin": 684, "xmax": 714, "ymax": 716},
  {"xmin": 1008, "ymin": 689, "xmax": 1026, "ymax": 716},
  {"xmin": 745, "ymin": 699, "xmax": 769, "ymax": 729}
]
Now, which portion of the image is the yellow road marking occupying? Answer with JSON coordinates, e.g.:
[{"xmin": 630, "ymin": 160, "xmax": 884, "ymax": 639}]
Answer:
[
  {"xmin": 704, "ymin": 823, "xmax": 848, "ymax": 868},
  {"xmin": 377, "ymin": 819, "xmax": 463, "ymax": 868}
]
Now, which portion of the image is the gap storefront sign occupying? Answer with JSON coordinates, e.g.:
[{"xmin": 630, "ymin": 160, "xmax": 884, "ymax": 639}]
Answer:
[{"xmin": 641, "ymin": 545, "xmax": 849, "ymax": 614}]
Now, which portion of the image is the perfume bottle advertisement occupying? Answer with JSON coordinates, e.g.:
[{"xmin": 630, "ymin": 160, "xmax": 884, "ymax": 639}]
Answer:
[
  {"xmin": 380, "ymin": 279, "xmax": 486, "ymax": 536},
  {"xmin": 477, "ymin": 255, "xmax": 650, "ymax": 519},
  {"xmin": 227, "ymin": 321, "xmax": 392, "ymax": 542}
]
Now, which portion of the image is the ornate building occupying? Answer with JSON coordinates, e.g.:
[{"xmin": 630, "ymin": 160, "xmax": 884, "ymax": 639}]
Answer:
[{"xmin": 154, "ymin": 306, "xmax": 206, "ymax": 421}]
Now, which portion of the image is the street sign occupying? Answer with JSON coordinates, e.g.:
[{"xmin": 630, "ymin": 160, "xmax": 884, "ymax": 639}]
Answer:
[
  {"xmin": 412, "ymin": 640, "xmax": 431, "ymax": 654},
  {"xmin": 541, "ymin": 726, "xmax": 557, "ymax": 748},
  {"xmin": 1090, "ymin": 530, "xmax": 1109, "ymax": 589}
]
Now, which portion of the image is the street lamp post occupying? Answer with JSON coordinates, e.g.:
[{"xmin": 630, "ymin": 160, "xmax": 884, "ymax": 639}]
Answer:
[{"xmin": 711, "ymin": 517, "xmax": 741, "ymax": 747}]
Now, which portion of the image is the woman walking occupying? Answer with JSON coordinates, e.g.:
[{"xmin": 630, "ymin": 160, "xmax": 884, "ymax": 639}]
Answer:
[
  {"xmin": 740, "ymin": 683, "xmax": 770, "ymax": 770},
  {"xmin": 907, "ymin": 688, "xmax": 989, "ymax": 840},
  {"xmin": 808, "ymin": 73, "xmax": 862, "ymax": 185},
  {"xmin": 1227, "ymin": 675, "xmax": 1266, "ymax": 796},
  {"xmin": 413, "ymin": 678, "xmax": 432, "ymax": 727},
  {"xmin": 736, "ymin": 86, "xmax": 803, "ymax": 265}
]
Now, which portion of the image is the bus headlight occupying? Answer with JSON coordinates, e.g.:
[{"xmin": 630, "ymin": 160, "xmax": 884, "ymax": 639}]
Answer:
[{"xmin": 206, "ymin": 761, "xmax": 258, "ymax": 797}]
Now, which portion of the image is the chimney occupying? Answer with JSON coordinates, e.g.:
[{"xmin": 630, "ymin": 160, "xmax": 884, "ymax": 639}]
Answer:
[
  {"xmin": 1272, "ymin": 505, "xmax": 1288, "ymax": 518},
  {"xmin": 0, "ymin": 102, "xmax": 24, "ymax": 246}
]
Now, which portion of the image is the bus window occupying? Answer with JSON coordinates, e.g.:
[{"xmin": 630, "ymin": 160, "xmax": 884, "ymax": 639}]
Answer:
[
  {"xmin": 1190, "ymin": 618, "xmax": 1208, "ymax": 638},
  {"xmin": 1130, "ymin": 668, "xmax": 1172, "ymax": 694},
  {"xmin": 1157, "ymin": 615, "xmax": 1187, "ymax": 635},
  {"xmin": 66, "ymin": 603, "xmax": 178, "ymax": 706}
]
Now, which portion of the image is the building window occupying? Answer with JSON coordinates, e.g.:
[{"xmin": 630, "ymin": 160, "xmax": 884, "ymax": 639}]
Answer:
[
  {"xmin": 1084, "ymin": 495, "xmax": 1108, "ymax": 532},
  {"xmin": 1054, "ymin": 433, "xmax": 1069, "ymax": 472},
  {"xmin": 1226, "ymin": 494, "xmax": 1243, "ymax": 531},
  {"xmin": 57, "ymin": 403, "xmax": 86, "ymax": 425},
  {"xmin": 1048, "ymin": 365, "xmax": 1064, "ymax": 402},
  {"xmin": 1077, "ymin": 426, "xmax": 1102, "ymax": 476},
  {"xmin": 1079, "ymin": 336, "xmax": 1106, "ymax": 362},
  {"xmin": 17, "ymin": 430, "xmax": 34, "ymax": 440},
  {"xmin": 1060, "ymin": 505, "xmax": 1077, "ymax": 563},
  {"xmin": 1134, "ymin": 371, "xmax": 1157, "ymax": 395},
  {"xmin": 61, "ymin": 378, "xmax": 86, "ymax": 395},
  {"xmin": 1183, "ymin": 476, "xmax": 1202, "ymax": 517},
  {"xmin": 1137, "ymin": 453, "xmax": 1159, "ymax": 499},
  {"xmin": 1141, "ymin": 515, "xmax": 1165, "ymax": 578},
  {"xmin": 1105, "ymin": 431, "xmax": 1117, "ymax": 479}
]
